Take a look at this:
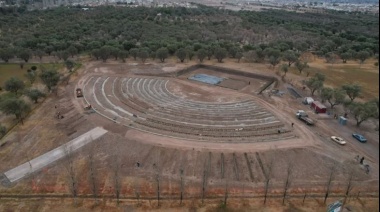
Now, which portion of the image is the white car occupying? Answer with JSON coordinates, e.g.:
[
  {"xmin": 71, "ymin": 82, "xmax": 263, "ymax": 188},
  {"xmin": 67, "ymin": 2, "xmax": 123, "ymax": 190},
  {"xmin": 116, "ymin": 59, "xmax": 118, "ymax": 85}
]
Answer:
[{"xmin": 331, "ymin": 136, "xmax": 346, "ymax": 145}]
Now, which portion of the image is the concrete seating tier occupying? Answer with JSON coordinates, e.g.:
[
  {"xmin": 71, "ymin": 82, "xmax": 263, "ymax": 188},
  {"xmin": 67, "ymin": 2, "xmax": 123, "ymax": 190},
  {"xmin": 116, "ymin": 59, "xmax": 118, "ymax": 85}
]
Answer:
[{"xmin": 82, "ymin": 76, "xmax": 294, "ymax": 142}]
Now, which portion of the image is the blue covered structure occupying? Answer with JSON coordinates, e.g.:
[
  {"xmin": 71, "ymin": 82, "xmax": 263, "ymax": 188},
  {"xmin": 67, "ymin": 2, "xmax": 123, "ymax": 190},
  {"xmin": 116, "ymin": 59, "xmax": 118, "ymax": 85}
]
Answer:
[{"xmin": 188, "ymin": 74, "xmax": 225, "ymax": 85}]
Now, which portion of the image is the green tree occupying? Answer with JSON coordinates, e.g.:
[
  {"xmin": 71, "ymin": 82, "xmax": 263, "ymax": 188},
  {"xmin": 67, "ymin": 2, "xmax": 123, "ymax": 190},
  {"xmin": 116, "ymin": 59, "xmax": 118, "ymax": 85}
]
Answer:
[
  {"xmin": 236, "ymin": 51, "xmax": 243, "ymax": 63},
  {"xmin": 305, "ymin": 73, "xmax": 325, "ymax": 96},
  {"xmin": 67, "ymin": 46, "xmax": 78, "ymax": 58},
  {"xmin": 34, "ymin": 50, "xmax": 44, "ymax": 60},
  {"xmin": 197, "ymin": 49, "xmax": 207, "ymax": 62},
  {"xmin": 0, "ymin": 48, "xmax": 13, "ymax": 62},
  {"xmin": 176, "ymin": 48, "xmax": 187, "ymax": 62},
  {"xmin": 138, "ymin": 48, "xmax": 149, "ymax": 63},
  {"xmin": 214, "ymin": 47, "xmax": 228, "ymax": 63},
  {"xmin": 156, "ymin": 47, "xmax": 169, "ymax": 63},
  {"xmin": 320, "ymin": 87, "xmax": 346, "ymax": 109},
  {"xmin": 99, "ymin": 46, "xmax": 113, "ymax": 62},
  {"xmin": 0, "ymin": 98, "xmax": 30, "ymax": 124},
  {"xmin": 186, "ymin": 47, "xmax": 195, "ymax": 61},
  {"xmin": 295, "ymin": 61, "xmax": 309, "ymax": 74},
  {"xmin": 25, "ymin": 89, "xmax": 45, "ymax": 103},
  {"xmin": 92, "ymin": 49, "xmax": 101, "ymax": 60},
  {"xmin": 4, "ymin": 77, "xmax": 25, "ymax": 95},
  {"xmin": 348, "ymin": 101, "xmax": 378, "ymax": 127},
  {"xmin": 269, "ymin": 56, "xmax": 281, "ymax": 69},
  {"xmin": 356, "ymin": 51, "xmax": 370, "ymax": 64},
  {"xmin": 342, "ymin": 84, "xmax": 361, "ymax": 103},
  {"xmin": 118, "ymin": 50, "xmax": 128, "ymax": 62},
  {"xmin": 129, "ymin": 48, "xmax": 139, "ymax": 60},
  {"xmin": 282, "ymin": 50, "xmax": 299, "ymax": 67},
  {"xmin": 340, "ymin": 52, "xmax": 351, "ymax": 63},
  {"xmin": 56, "ymin": 51, "xmax": 69, "ymax": 61},
  {"xmin": 0, "ymin": 125, "xmax": 6, "ymax": 138},
  {"xmin": 25, "ymin": 70, "xmax": 37, "ymax": 84},
  {"xmin": 280, "ymin": 64, "xmax": 289, "ymax": 76},
  {"xmin": 18, "ymin": 49, "xmax": 31, "ymax": 62},
  {"xmin": 39, "ymin": 70, "xmax": 60, "ymax": 92},
  {"xmin": 65, "ymin": 60, "xmax": 75, "ymax": 72}
]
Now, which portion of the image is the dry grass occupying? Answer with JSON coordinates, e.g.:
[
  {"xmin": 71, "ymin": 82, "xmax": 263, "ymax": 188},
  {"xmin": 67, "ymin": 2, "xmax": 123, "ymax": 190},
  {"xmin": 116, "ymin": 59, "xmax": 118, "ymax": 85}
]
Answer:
[{"xmin": 286, "ymin": 57, "xmax": 379, "ymax": 100}]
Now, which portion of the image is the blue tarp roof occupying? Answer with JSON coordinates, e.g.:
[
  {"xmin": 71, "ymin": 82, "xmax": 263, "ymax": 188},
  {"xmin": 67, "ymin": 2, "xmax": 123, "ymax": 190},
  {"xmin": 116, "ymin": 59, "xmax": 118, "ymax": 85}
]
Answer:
[{"xmin": 188, "ymin": 74, "xmax": 225, "ymax": 85}]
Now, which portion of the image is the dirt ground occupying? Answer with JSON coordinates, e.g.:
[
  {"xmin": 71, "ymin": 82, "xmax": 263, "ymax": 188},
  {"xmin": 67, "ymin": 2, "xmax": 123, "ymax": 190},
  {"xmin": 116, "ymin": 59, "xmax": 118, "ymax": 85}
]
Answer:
[{"xmin": 0, "ymin": 57, "xmax": 378, "ymax": 211}]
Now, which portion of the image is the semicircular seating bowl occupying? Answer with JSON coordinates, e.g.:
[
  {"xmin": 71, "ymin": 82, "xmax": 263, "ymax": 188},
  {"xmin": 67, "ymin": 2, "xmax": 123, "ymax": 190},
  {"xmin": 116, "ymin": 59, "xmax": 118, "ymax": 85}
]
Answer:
[{"xmin": 83, "ymin": 76, "xmax": 294, "ymax": 142}]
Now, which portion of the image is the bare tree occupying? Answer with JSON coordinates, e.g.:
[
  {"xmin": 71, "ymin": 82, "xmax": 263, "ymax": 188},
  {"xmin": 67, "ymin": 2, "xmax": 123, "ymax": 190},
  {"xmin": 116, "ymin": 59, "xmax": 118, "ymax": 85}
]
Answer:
[
  {"xmin": 341, "ymin": 164, "xmax": 357, "ymax": 210},
  {"xmin": 282, "ymin": 161, "xmax": 294, "ymax": 205},
  {"xmin": 201, "ymin": 153, "xmax": 211, "ymax": 204},
  {"xmin": 263, "ymin": 152, "xmax": 276, "ymax": 205},
  {"xmin": 324, "ymin": 162, "xmax": 338, "ymax": 204},
  {"xmin": 110, "ymin": 152, "xmax": 122, "ymax": 205},
  {"xmin": 87, "ymin": 142, "xmax": 98, "ymax": 204},
  {"xmin": 179, "ymin": 167, "xmax": 185, "ymax": 206},
  {"xmin": 63, "ymin": 145, "xmax": 78, "ymax": 205},
  {"xmin": 223, "ymin": 178, "xmax": 229, "ymax": 207}
]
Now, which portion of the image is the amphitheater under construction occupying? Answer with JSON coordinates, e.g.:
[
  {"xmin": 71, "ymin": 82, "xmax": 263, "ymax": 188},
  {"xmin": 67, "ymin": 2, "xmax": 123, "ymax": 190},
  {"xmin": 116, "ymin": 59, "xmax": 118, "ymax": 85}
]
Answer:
[{"xmin": 0, "ymin": 61, "xmax": 378, "ymax": 210}]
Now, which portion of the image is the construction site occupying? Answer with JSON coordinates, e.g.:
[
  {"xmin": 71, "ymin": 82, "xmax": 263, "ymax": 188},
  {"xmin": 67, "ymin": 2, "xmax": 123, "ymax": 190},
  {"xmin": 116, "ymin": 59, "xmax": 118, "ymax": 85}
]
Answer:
[{"xmin": 0, "ymin": 60, "xmax": 378, "ymax": 211}]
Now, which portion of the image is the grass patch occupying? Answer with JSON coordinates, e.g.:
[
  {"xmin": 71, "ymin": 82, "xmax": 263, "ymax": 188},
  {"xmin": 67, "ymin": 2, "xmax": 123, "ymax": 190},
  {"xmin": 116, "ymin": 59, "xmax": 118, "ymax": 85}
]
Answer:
[
  {"xmin": 289, "ymin": 61, "xmax": 379, "ymax": 100},
  {"xmin": 0, "ymin": 63, "xmax": 63, "ymax": 87}
]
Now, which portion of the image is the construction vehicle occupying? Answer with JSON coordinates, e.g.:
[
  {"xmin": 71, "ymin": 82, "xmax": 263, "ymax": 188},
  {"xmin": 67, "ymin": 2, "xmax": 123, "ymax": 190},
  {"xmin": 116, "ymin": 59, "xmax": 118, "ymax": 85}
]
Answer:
[
  {"xmin": 76, "ymin": 88, "xmax": 83, "ymax": 98},
  {"xmin": 296, "ymin": 110, "xmax": 314, "ymax": 125}
]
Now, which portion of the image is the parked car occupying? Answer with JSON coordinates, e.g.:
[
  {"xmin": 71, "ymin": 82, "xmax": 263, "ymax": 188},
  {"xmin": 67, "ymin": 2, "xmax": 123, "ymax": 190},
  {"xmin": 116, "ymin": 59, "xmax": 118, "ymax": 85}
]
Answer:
[
  {"xmin": 331, "ymin": 136, "xmax": 346, "ymax": 145},
  {"xmin": 352, "ymin": 133, "xmax": 367, "ymax": 143}
]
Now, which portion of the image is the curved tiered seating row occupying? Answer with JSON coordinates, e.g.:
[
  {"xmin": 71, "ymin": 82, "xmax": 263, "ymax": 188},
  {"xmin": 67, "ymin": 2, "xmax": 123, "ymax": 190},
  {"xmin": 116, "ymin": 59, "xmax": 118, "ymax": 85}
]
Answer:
[{"xmin": 83, "ymin": 76, "xmax": 294, "ymax": 142}]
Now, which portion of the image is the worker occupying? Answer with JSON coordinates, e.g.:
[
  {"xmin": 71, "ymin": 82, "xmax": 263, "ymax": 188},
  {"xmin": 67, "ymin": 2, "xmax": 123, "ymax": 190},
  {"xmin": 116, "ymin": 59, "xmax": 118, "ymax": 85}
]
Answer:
[
  {"xmin": 291, "ymin": 123, "xmax": 294, "ymax": 127},
  {"xmin": 360, "ymin": 157, "xmax": 365, "ymax": 164}
]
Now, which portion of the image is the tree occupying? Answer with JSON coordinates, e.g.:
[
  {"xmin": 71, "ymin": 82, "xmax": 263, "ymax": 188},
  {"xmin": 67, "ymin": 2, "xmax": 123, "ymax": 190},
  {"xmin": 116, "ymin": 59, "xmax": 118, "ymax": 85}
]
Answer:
[
  {"xmin": 340, "ymin": 52, "xmax": 351, "ymax": 63},
  {"xmin": 129, "ymin": 48, "xmax": 139, "ymax": 60},
  {"xmin": 342, "ymin": 84, "xmax": 361, "ymax": 103},
  {"xmin": 356, "ymin": 51, "xmax": 370, "ymax": 64},
  {"xmin": 25, "ymin": 89, "xmax": 45, "ymax": 103},
  {"xmin": 206, "ymin": 48, "xmax": 213, "ymax": 60},
  {"xmin": 186, "ymin": 47, "xmax": 195, "ymax": 61},
  {"xmin": 269, "ymin": 56, "xmax": 281, "ymax": 69},
  {"xmin": 138, "ymin": 48, "xmax": 149, "ymax": 63},
  {"xmin": 0, "ymin": 125, "xmax": 6, "ymax": 138},
  {"xmin": 63, "ymin": 145, "xmax": 78, "ymax": 205},
  {"xmin": 325, "ymin": 52, "xmax": 338, "ymax": 65},
  {"xmin": 236, "ymin": 51, "xmax": 243, "ymax": 63},
  {"xmin": 67, "ymin": 46, "xmax": 78, "ymax": 58},
  {"xmin": 282, "ymin": 50, "xmax": 299, "ymax": 67},
  {"xmin": 57, "ymin": 51, "xmax": 70, "ymax": 61},
  {"xmin": 320, "ymin": 87, "xmax": 346, "ymax": 109},
  {"xmin": 305, "ymin": 73, "xmax": 325, "ymax": 96},
  {"xmin": 4, "ymin": 77, "xmax": 25, "ymax": 95},
  {"xmin": 34, "ymin": 50, "xmax": 44, "ymax": 60},
  {"xmin": 282, "ymin": 161, "xmax": 294, "ymax": 205},
  {"xmin": 176, "ymin": 48, "xmax": 187, "ymax": 62},
  {"xmin": 65, "ymin": 60, "xmax": 75, "ymax": 72},
  {"xmin": 99, "ymin": 46, "xmax": 113, "ymax": 62},
  {"xmin": 0, "ymin": 48, "xmax": 13, "ymax": 62},
  {"xmin": 295, "ymin": 61, "xmax": 309, "ymax": 74},
  {"xmin": 0, "ymin": 98, "xmax": 30, "ymax": 124},
  {"xmin": 197, "ymin": 49, "xmax": 207, "ymax": 62},
  {"xmin": 92, "ymin": 49, "xmax": 101, "ymax": 60},
  {"xmin": 39, "ymin": 70, "xmax": 60, "ymax": 92},
  {"xmin": 348, "ymin": 101, "xmax": 378, "ymax": 127},
  {"xmin": 214, "ymin": 47, "xmax": 228, "ymax": 63},
  {"xmin": 156, "ymin": 47, "xmax": 169, "ymax": 63},
  {"xmin": 18, "ymin": 49, "xmax": 31, "ymax": 62},
  {"xmin": 324, "ymin": 163, "xmax": 337, "ymax": 204},
  {"xmin": 118, "ymin": 50, "xmax": 128, "ymax": 62},
  {"xmin": 280, "ymin": 64, "xmax": 289, "ymax": 76}
]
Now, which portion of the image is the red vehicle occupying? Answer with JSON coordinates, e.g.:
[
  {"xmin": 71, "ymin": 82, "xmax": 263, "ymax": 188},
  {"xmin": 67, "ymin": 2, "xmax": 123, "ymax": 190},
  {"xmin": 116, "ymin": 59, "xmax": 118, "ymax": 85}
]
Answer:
[{"xmin": 311, "ymin": 101, "xmax": 327, "ymax": 114}]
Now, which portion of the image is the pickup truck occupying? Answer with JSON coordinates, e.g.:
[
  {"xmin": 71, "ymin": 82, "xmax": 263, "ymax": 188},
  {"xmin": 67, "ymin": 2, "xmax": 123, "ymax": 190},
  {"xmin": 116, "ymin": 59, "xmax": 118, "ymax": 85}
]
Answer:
[{"xmin": 296, "ymin": 110, "xmax": 314, "ymax": 125}]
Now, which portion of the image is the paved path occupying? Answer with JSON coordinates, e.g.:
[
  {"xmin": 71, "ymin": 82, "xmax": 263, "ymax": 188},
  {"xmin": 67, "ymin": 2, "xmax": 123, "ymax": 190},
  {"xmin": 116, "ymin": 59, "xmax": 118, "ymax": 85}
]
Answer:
[{"xmin": 2, "ymin": 127, "xmax": 107, "ymax": 184}]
